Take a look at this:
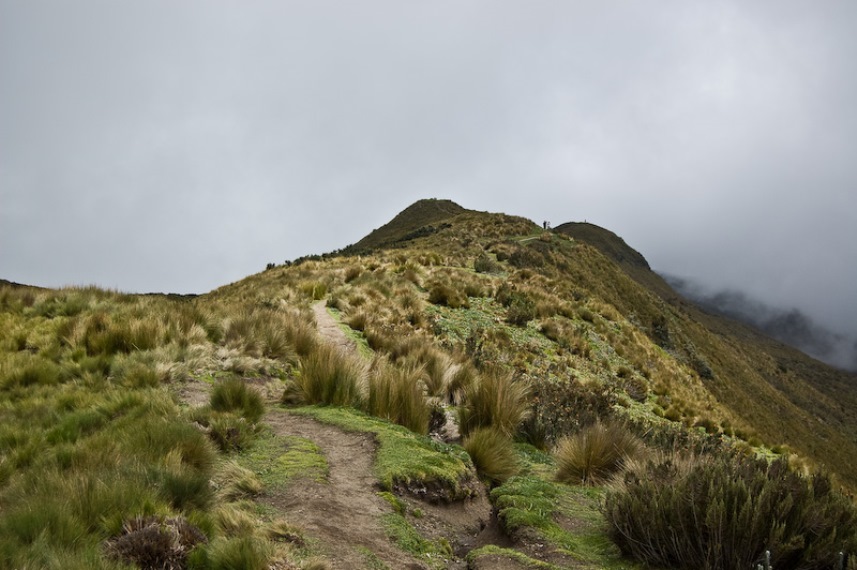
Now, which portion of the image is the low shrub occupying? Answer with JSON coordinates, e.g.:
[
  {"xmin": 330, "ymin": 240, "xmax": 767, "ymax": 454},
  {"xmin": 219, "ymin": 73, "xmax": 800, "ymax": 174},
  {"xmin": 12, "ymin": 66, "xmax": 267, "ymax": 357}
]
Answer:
[
  {"xmin": 508, "ymin": 246, "xmax": 545, "ymax": 269},
  {"xmin": 458, "ymin": 368, "xmax": 530, "ymax": 438},
  {"xmin": 605, "ymin": 454, "xmax": 857, "ymax": 570},
  {"xmin": 554, "ymin": 422, "xmax": 642, "ymax": 485},
  {"xmin": 525, "ymin": 378, "xmax": 616, "ymax": 445},
  {"xmin": 463, "ymin": 428, "xmax": 519, "ymax": 485},
  {"xmin": 105, "ymin": 516, "xmax": 207, "ymax": 570},
  {"xmin": 474, "ymin": 253, "xmax": 501, "ymax": 274},
  {"xmin": 505, "ymin": 294, "xmax": 536, "ymax": 327},
  {"xmin": 623, "ymin": 376, "xmax": 649, "ymax": 402},
  {"xmin": 210, "ymin": 378, "xmax": 265, "ymax": 423}
]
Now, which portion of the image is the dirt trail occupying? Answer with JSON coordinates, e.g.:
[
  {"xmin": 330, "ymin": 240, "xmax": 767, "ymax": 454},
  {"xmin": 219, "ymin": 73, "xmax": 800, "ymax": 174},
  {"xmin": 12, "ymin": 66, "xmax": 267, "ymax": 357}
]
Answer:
[
  {"xmin": 312, "ymin": 301, "xmax": 358, "ymax": 355},
  {"xmin": 248, "ymin": 304, "xmax": 419, "ymax": 567},
  {"xmin": 176, "ymin": 302, "xmax": 494, "ymax": 567},
  {"xmin": 263, "ymin": 410, "xmax": 427, "ymax": 569}
]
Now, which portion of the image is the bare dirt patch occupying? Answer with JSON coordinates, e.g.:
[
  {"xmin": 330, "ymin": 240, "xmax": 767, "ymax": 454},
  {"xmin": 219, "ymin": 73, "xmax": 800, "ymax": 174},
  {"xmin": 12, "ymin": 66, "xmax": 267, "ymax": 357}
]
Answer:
[
  {"xmin": 312, "ymin": 301, "xmax": 358, "ymax": 355},
  {"xmin": 262, "ymin": 409, "xmax": 427, "ymax": 569}
]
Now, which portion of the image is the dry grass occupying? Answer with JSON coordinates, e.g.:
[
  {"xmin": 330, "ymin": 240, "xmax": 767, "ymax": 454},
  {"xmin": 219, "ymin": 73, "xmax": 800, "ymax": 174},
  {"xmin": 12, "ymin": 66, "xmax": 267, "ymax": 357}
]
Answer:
[
  {"xmin": 365, "ymin": 359, "xmax": 431, "ymax": 434},
  {"xmin": 554, "ymin": 422, "xmax": 642, "ymax": 486},
  {"xmin": 284, "ymin": 343, "xmax": 366, "ymax": 407},
  {"xmin": 462, "ymin": 427, "xmax": 519, "ymax": 485},
  {"xmin": 458, "ymin": 368, "xmax": 530, "ymax": 438}
]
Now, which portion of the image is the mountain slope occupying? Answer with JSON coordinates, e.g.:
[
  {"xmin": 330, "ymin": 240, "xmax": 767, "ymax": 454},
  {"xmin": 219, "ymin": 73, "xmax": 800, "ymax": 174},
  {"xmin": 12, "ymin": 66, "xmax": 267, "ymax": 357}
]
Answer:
[
  {"xmin": 555, "ymin": 220, "xmax": 857, "ymax": 487},
  {"xmin": 2, "ymin": 199, "xmax": 856, "ymax": 569}
]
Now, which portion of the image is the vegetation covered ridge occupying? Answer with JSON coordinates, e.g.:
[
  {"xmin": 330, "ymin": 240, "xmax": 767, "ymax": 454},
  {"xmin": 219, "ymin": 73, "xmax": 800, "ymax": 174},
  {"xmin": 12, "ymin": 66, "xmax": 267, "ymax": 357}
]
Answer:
[{"xmin": 1, "ymin": 198, "xmax": 856, "ymax": 569}]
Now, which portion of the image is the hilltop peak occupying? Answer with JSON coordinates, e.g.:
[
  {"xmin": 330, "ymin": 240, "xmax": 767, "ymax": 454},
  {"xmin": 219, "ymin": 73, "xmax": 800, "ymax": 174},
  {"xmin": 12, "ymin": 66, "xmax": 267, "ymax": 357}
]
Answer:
[
  {"xmin": 345, "ymin": 198, "xmax": 468, "ymax": 253},
  {"xmin": 554, "ymin": 222, "xmax": 650, "ymax": 271}
]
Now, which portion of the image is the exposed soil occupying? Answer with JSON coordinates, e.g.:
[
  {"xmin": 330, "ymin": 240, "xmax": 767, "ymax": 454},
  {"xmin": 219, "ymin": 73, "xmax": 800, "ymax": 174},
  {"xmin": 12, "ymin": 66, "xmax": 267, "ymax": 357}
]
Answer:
[
  {"xmin": 263, "ymin": 409, "xmax": 428, "ymax": 569},
  {"xmin": 312, "ymin": 301, "xmax": 358, "ymax": 355}
]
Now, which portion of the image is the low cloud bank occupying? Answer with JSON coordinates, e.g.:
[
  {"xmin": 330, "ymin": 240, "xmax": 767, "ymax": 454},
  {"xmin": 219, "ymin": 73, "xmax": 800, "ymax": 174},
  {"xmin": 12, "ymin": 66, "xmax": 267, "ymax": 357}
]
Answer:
[{"xmin": 664, "ymin": 275, "xmax": 857, "ymax": 372}]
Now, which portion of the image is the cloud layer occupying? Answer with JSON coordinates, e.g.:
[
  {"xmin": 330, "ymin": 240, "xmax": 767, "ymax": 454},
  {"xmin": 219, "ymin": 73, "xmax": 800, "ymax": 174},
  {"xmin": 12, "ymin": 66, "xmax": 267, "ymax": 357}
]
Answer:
[{"xmin": 2, "ymin": 1, "xmax": 855, "ymax": 342}]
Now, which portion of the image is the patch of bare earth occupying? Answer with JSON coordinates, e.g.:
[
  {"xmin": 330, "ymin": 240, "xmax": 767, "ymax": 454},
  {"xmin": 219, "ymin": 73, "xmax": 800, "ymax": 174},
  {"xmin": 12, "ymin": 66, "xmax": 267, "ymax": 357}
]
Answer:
[
  {"xmin": 312, "ymin": 301, "xmax": 357, "ymax": 355},
  {"xmin": 263, "ymin": 410, "xmax": 428, "ymax": 569}
]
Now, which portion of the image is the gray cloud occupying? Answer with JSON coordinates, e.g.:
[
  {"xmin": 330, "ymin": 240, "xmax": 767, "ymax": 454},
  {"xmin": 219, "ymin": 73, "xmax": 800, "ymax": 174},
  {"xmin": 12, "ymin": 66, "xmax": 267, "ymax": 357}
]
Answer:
[
  {"xmin": 2, "ymin": 1, "xmax": 855, "ymax": 342},
  {"xmin": 665, "ymin": 275, "xmax": 857, "ymax": 371}
]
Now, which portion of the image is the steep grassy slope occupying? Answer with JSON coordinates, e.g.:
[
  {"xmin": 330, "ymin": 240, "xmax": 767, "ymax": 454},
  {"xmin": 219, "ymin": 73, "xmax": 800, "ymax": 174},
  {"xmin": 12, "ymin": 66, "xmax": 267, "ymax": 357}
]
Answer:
[{"xmin": 555, "ymin": 220, "xmax": 857, "ymax": 490}]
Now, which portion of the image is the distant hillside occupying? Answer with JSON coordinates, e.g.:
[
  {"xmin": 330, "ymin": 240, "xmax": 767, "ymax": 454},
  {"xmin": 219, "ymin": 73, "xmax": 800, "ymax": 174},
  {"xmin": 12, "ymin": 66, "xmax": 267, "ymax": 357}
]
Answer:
[
  {"xmin": 555, "ymin": 219, "xmax": 857, "ymax": 489},
  {"xmin": 343, "ymin": 198, "xmax": 467, "ymax": 254},
  {"xmin": 554, "ymin": 222, "xmax": 650, "ymax": 271}
]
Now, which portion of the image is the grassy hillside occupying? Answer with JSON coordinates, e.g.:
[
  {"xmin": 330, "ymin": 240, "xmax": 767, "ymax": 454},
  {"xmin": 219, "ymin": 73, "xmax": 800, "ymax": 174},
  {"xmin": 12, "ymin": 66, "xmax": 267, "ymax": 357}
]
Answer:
[
  {"xmin": 554, "ymin": 220, "xmax": 857, "ymax": 491},
  {"xmin": 1, "ymin": 200, "xmax": 855, "ymax": 569}
]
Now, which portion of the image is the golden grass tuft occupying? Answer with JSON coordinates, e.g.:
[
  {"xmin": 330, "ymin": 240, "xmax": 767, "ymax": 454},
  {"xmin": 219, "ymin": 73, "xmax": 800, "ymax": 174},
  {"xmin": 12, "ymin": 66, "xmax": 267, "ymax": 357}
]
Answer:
[{"xmin": 554, "ymin": 422, "xmax": 642, "ymax": 486}]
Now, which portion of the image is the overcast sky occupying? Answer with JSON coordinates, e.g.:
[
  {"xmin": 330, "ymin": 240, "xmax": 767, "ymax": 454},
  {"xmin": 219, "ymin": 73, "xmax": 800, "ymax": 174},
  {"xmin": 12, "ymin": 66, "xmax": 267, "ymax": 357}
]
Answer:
[{"xmin": 2, "ymin": 1, "xmax": 856, "ymax": 342}]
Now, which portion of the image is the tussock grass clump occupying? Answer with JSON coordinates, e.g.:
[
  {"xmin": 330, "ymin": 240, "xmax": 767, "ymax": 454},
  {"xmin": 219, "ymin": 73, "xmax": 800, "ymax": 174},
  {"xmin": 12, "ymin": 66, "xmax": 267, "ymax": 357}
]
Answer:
[
  {"xmin": 605, "ymin": 454, "xmax": 857, "ymax": 570},
  {"xmin": 458, "ymin": 368, "xmax": 530, "ymax": 438},
  {"xmin": 210, "ymin": 378, "xmax": 265, "ymax": 423},
  {"xmin": 223, "ymin": 309, "xmax": 298, "ymax": 361},
  {"xmin": 201, "ymin": 536, "xmax": 272, "ymax": 570},
  {"xmin": 345, "ymin": 310, "xmax": 369, "ymax": 332},
  {"xmin": 554, "ymin": 422, "xmax": 641, "ymax": 486},
  {"xmin": 428, "ymin": 283, "xmax": 469, "ymax": 309},
  {"xmin": 365, "ymin": 360, "xmax": 431, "ymax": 435},
  {"xmin": 80, "ymin": 313, "xmax": 164, "ymax": 355},
  {"xmin": 202, "ymin": 412, "xmax": 258, "ymax": 452},
  {"xmin": 0, "ymin": 354, "xmax": 67, "ymax": 389},
  {"xmin": 406, "ymin": 346, "xmax": 451, "ymax": 398},
  {"xmin": 446, "ymin": 362, "xmax": 478, "ymax": 405},
  {"xmin": 215, "ymin": 462, "xmax": 263, "ymax": 501},
  {"xmin": 284, "ymin": 317, "xmax": 318, "ymax": 357},
  {"xmin": 284, "ymin": 343, "xmax": 365, "ymax": 407},
  {"xmin": 463, "ymin": 428, "xmax": 519, "ymax": 485}
]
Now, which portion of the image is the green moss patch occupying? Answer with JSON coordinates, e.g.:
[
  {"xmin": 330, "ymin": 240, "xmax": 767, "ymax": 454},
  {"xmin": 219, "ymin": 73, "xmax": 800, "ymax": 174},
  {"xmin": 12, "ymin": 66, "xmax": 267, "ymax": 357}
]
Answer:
[
  {"xmin": 237, "ymin": 429, "xmax": 328, "ymax": 489},
  {"xmin": 466, "ymin": 545, "xmax": 559, "ymax": 569}
]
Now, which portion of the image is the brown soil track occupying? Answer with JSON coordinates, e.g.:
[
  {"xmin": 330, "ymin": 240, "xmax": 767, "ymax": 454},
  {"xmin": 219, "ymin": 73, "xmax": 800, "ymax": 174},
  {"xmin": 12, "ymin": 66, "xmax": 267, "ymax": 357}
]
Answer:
[{"xmin": 263, "ymin": 409, "xmax": 428, "ymax": 569}]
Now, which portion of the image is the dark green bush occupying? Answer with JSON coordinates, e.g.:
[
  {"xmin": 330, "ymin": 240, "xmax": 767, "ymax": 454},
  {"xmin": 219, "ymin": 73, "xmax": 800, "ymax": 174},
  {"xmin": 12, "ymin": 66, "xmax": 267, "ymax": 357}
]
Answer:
[
  {"xmin": 105, "ymin": 516, "xmax": 207, "ymax": 570},
  {"xmin": 474, "ymin": 254, "xmax": 501, "ymax": 274},
  {"xmin": 505, "ymin": 294, "xmax": 536, "ymax": 327},
  {"xmin": 524, "ymin": 378, "xmax": 616, "ymax": 445},
  {"xmin": 604, "ymin": 454, "xmax": 857, "ymax": 570},
  {"xmin": 508, "ymin": 246, "xmax": 545, "ymax": 269}
]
